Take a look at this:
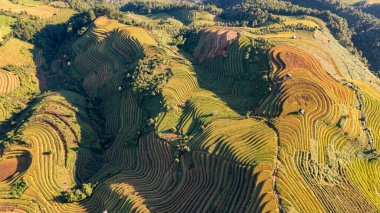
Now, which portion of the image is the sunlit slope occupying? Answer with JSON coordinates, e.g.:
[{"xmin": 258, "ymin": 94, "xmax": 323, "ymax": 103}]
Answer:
[
  {"xmin": 1, "ymin": 14, "xmax": 379, "ymax": 212},
  {"xmin": 0, "ymin": 38, "xmax": 35, "ymax": 67},
  {"xmin": 66, "ymin": 17, "xmax": 158, "ymax": 148},
  {"xmin": 0, "ymin": 69, "xmax": 19, "ymax": 96},
  {"xmin": 64, "ymin": 19, "xmax": 380, "ymax": 212},
  {"xmin": 0, "ymin": 39, "xmax": 40, "ymax": 122},
  {"xmin": 0, "ymin": 14, "xmax": 15, "ymax": 42},
  {"xmin": 81, "ymin": 132, "xmax": 278, "ymax": 212},
  {"xmin": 354, "ymin": 81, "xmax": 380, "ymax": 150},
  {"xmin": 0, "ymin": 91, "xmax": 99, "ymax": 212},
  {"xmin": 258, "ymin": 45, "xmax": 379, "ymax": 212},
  {"xmin": 0, "ymin": 0, "xmax": 75, "ymax": 23},
  {"xmin": 68, "ymin": 17, "xmax": 156, "ymax": 94},
  {"xmin": 188, "ymin": 119, "xmax": 277, "ymax": 165},
  {"xmin": 58, "ymin": 17, "xmax": 281, "ymax": 212}
]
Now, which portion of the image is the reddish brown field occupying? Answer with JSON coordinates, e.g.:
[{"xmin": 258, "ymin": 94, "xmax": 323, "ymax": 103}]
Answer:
[
  {"xmin": 193, "ymin": 28, "xmax": 238, "ymax": 62},
  {"xmin": 0, "ymin": 156, "xmax": 29, "ymax": 182}
]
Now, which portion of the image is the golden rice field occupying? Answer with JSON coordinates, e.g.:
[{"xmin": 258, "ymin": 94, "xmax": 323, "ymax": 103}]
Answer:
[
  {"xmin": 0, "ymin": 0, "xmax": 60, "ymax": 18},
  {"xmin": 0, "ymin": 14, "xmax": 379, "ymax": 212},
  {"xmin": 0, "ymin": 91, "xmax": 99, "ymax": 212},
  {"xmin": 258, "ymin": 45, "xmax": 378, "ymax": 212},
  {"xmin": 0, "ymin": 39, "xmax": 39, "ymax": 122},
  {"xmin": 0, "ymin": 38, "xmax": 34, "ymax": 67},
  {"xmin": 354, "ymin": 81, "xmax": 380, "ymax": 150},
  {"xmin": 0, "ymin": 0, "xmax": 75, "ymax": 23},
  {"xmin": 0, "ymin": 69, "xmax": 20, "ymax": 96}
]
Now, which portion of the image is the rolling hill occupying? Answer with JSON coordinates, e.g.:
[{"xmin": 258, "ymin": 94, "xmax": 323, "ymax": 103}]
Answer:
[{"xmin": 0, "ymin": 1, "xmax": 379, "ymax": 212}]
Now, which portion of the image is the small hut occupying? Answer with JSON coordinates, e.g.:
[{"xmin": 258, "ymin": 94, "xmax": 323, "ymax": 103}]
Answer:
[
  {"xmin": 285, "ymin": 73, "xmax": 293, "ymax": 79},
  {"xmin": 299, "ymin": 108, "xmax": 305, "ymax": 115},
  {"xmin": 178, "ymin": 102, "xmax": 186, "ymax": 108}
]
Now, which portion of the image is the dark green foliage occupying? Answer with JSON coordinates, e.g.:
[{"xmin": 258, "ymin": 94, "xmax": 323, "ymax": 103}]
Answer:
[
  {"xmin": 66, "ymin": 10, "xmax": 96, "ymax": 36},
  {"xmin": 0, "ymin": 8, "xmax": 95, "ymax": 60},
  {"xmin": 0, "ymin": 66, "xmax": 39, "ymax": 136},
  {"xmin": 361, "ymin": 4, "xmax": 380, "ymax": 18},
  {"xmin": 121, "ymin": 1, "xmax": 223, "ymax": 16},
  {"xmin": 205, "ymin": 0, "xmax": 379, "ymax": 72},
  {"xmin": 181, "ymin": 29, "xmax": 201, "ymax": 53},
  {"xmin": 34, "ymin": 10, "xmax": 95, "ymax": 60},
  {"xmin": 12, "ymin": 14, "xmax": 46, "ymax": 42},
  {"xmin": 64, "ymin": 0, "xmax": 99, "ymax": 11},
  {"xmin": 219, "ymin": 1, "xmax": 354, "ymax": 52},
  {"xmin": 127, "ymin": 56, "xmax": 170, "ymax": 101},
  {"xmin": 119, "ymin": 0, "xmax": 376, "ymax": 72},
  {"xmin": 34, "ymin": 23, "xmax": 67, "ymax": 59},
  {"xmin": 337, "ymin": 114, "xmax": 349, "ymax": 128},
  {"xmin": 93, "ymin": 4, "xmax": 119, "ymax": 18},
  {"xmin": 80, "ymin": 135, "xmax": 113, "ymax": 152},
  {"xmin": 61, "ymin": 183, "xmax": 94, "ymax": 202},
  {"xmin": 8, "ymin": 180, "xmax": 28, "ymax": 198},
  {"xmin": 287, "ymin": 0, "xmax": 380, "ymax": 72}
]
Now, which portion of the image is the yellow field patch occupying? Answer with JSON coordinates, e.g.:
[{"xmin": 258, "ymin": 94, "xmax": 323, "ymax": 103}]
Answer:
[
  {"xmin": 0, "ymin": 38, "xmax": 34, "ymax": 67},
  {"xmin": 0, "ymin": 69, "xmax": 20, "ymax": 96},
  {"xmin": 0, "ymin": 0, "xmax": 65, "ymax": 18}
]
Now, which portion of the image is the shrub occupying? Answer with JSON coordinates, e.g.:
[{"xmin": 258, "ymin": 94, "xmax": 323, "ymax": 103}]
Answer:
[
  {"xmin": 62, "ymin": 183, "xmax": 94, "ymax": 202},
  {"xmin": 8, "ymin": 180, "xmax": 28, "ymax": 198}
]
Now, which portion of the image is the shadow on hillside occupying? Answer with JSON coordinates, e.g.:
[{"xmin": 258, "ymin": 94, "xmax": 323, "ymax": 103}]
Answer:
[
  {"xmin": 29, "ymin": 34, "xmax": 107, "ymax": 204},
  {"xmin": 178, "ymin": 49, "xmax": 258, "ymax": 115}
]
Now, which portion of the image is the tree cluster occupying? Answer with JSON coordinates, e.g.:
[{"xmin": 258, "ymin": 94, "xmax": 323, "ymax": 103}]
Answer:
[
  {"xmin": 121, "ymin": 1, "xmax": 223, "ymax": 16},
  {"xmin": 62, "ymin": 183, "xmax": 94, "ymax": 202},
  {"xmin": 287, "ymin": 0, "xmax": 380, "ymax": 72},
  {"xmin": 8, "ymin": 180, "xmax": 28, "ymax": 198},
  {"xmin": 126, "ymin": 56, "xmax": 170, "ymax": 101}
]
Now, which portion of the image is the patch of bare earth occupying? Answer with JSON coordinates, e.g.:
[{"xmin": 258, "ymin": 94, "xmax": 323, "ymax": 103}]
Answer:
[{"xmin": 0, "ymin": 156, "xmax": 29, "ymax": 182}]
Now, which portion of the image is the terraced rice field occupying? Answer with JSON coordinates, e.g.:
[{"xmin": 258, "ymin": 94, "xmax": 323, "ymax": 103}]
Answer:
[
  {"xmin": 69, "ymin": 17, "xmax": 155, "ymax": 83},
  {"xmin": 189, "ymin": 119, "xmax": 277, "ymax": 165},
  {"xmin": 0, "ymin": 0, "xmax": 71, "ymax": 18},
  {"xmin": 65, "ymin": 22, "xmax": 380, "ymax": 211},
  {"xmin": 258, "ymin": 45, "xmax": 378, "ymax": 212},
  {"xmin": 0, "ymin": 69, "xmax": 20, "ymax": 96},
  {"xmin": 0, "ymin": 46, "xmax": 39, "ymax": 122},
  {"xmin": 353, "ymin": 81, "xmax": 380, "ymax": 149},
  {"xmin": 0, "ymin": 91, "xmax": 98, "ymax": 211},
  {"xmin": 174, "ymin": 9, "xmax": 215, "ymax": 25},
  {"xmin": 10, "ymin": 0, "xmax": 44, "ymax": 6},
  {"xmin": 48, "ymin": 8, "xmax": 76, "ymax": 24},
  {"xmin": 1, "ymin": 14, "xmax": 379, "ymax": 212},
  {"xmin": 82, "ymin": 132, "xmax": 278, "ymax": 212},
  {"xmin": 0, "ymin": 38, "xmax": 34, "ymax": 67},
  {"xmin": 347, "ymin": 158, "xmax": 380, "ymax": 209}
]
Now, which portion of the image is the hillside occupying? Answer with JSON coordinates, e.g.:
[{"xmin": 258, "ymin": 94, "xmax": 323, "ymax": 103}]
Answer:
[{"xmin": 0, "ymin": 1, "xmax": 380, "ymax": 212}]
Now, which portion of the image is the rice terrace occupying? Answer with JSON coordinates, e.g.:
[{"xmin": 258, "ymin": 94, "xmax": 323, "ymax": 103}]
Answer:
[{"xmin": 0, "ymin": 0, "xmax": 379, "ymax": 212}]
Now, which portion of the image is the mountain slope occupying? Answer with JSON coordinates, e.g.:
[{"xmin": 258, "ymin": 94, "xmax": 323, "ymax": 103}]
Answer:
[{"xmin": 0, "ymin": 4, "xmax": 379, "ymax": 212}]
